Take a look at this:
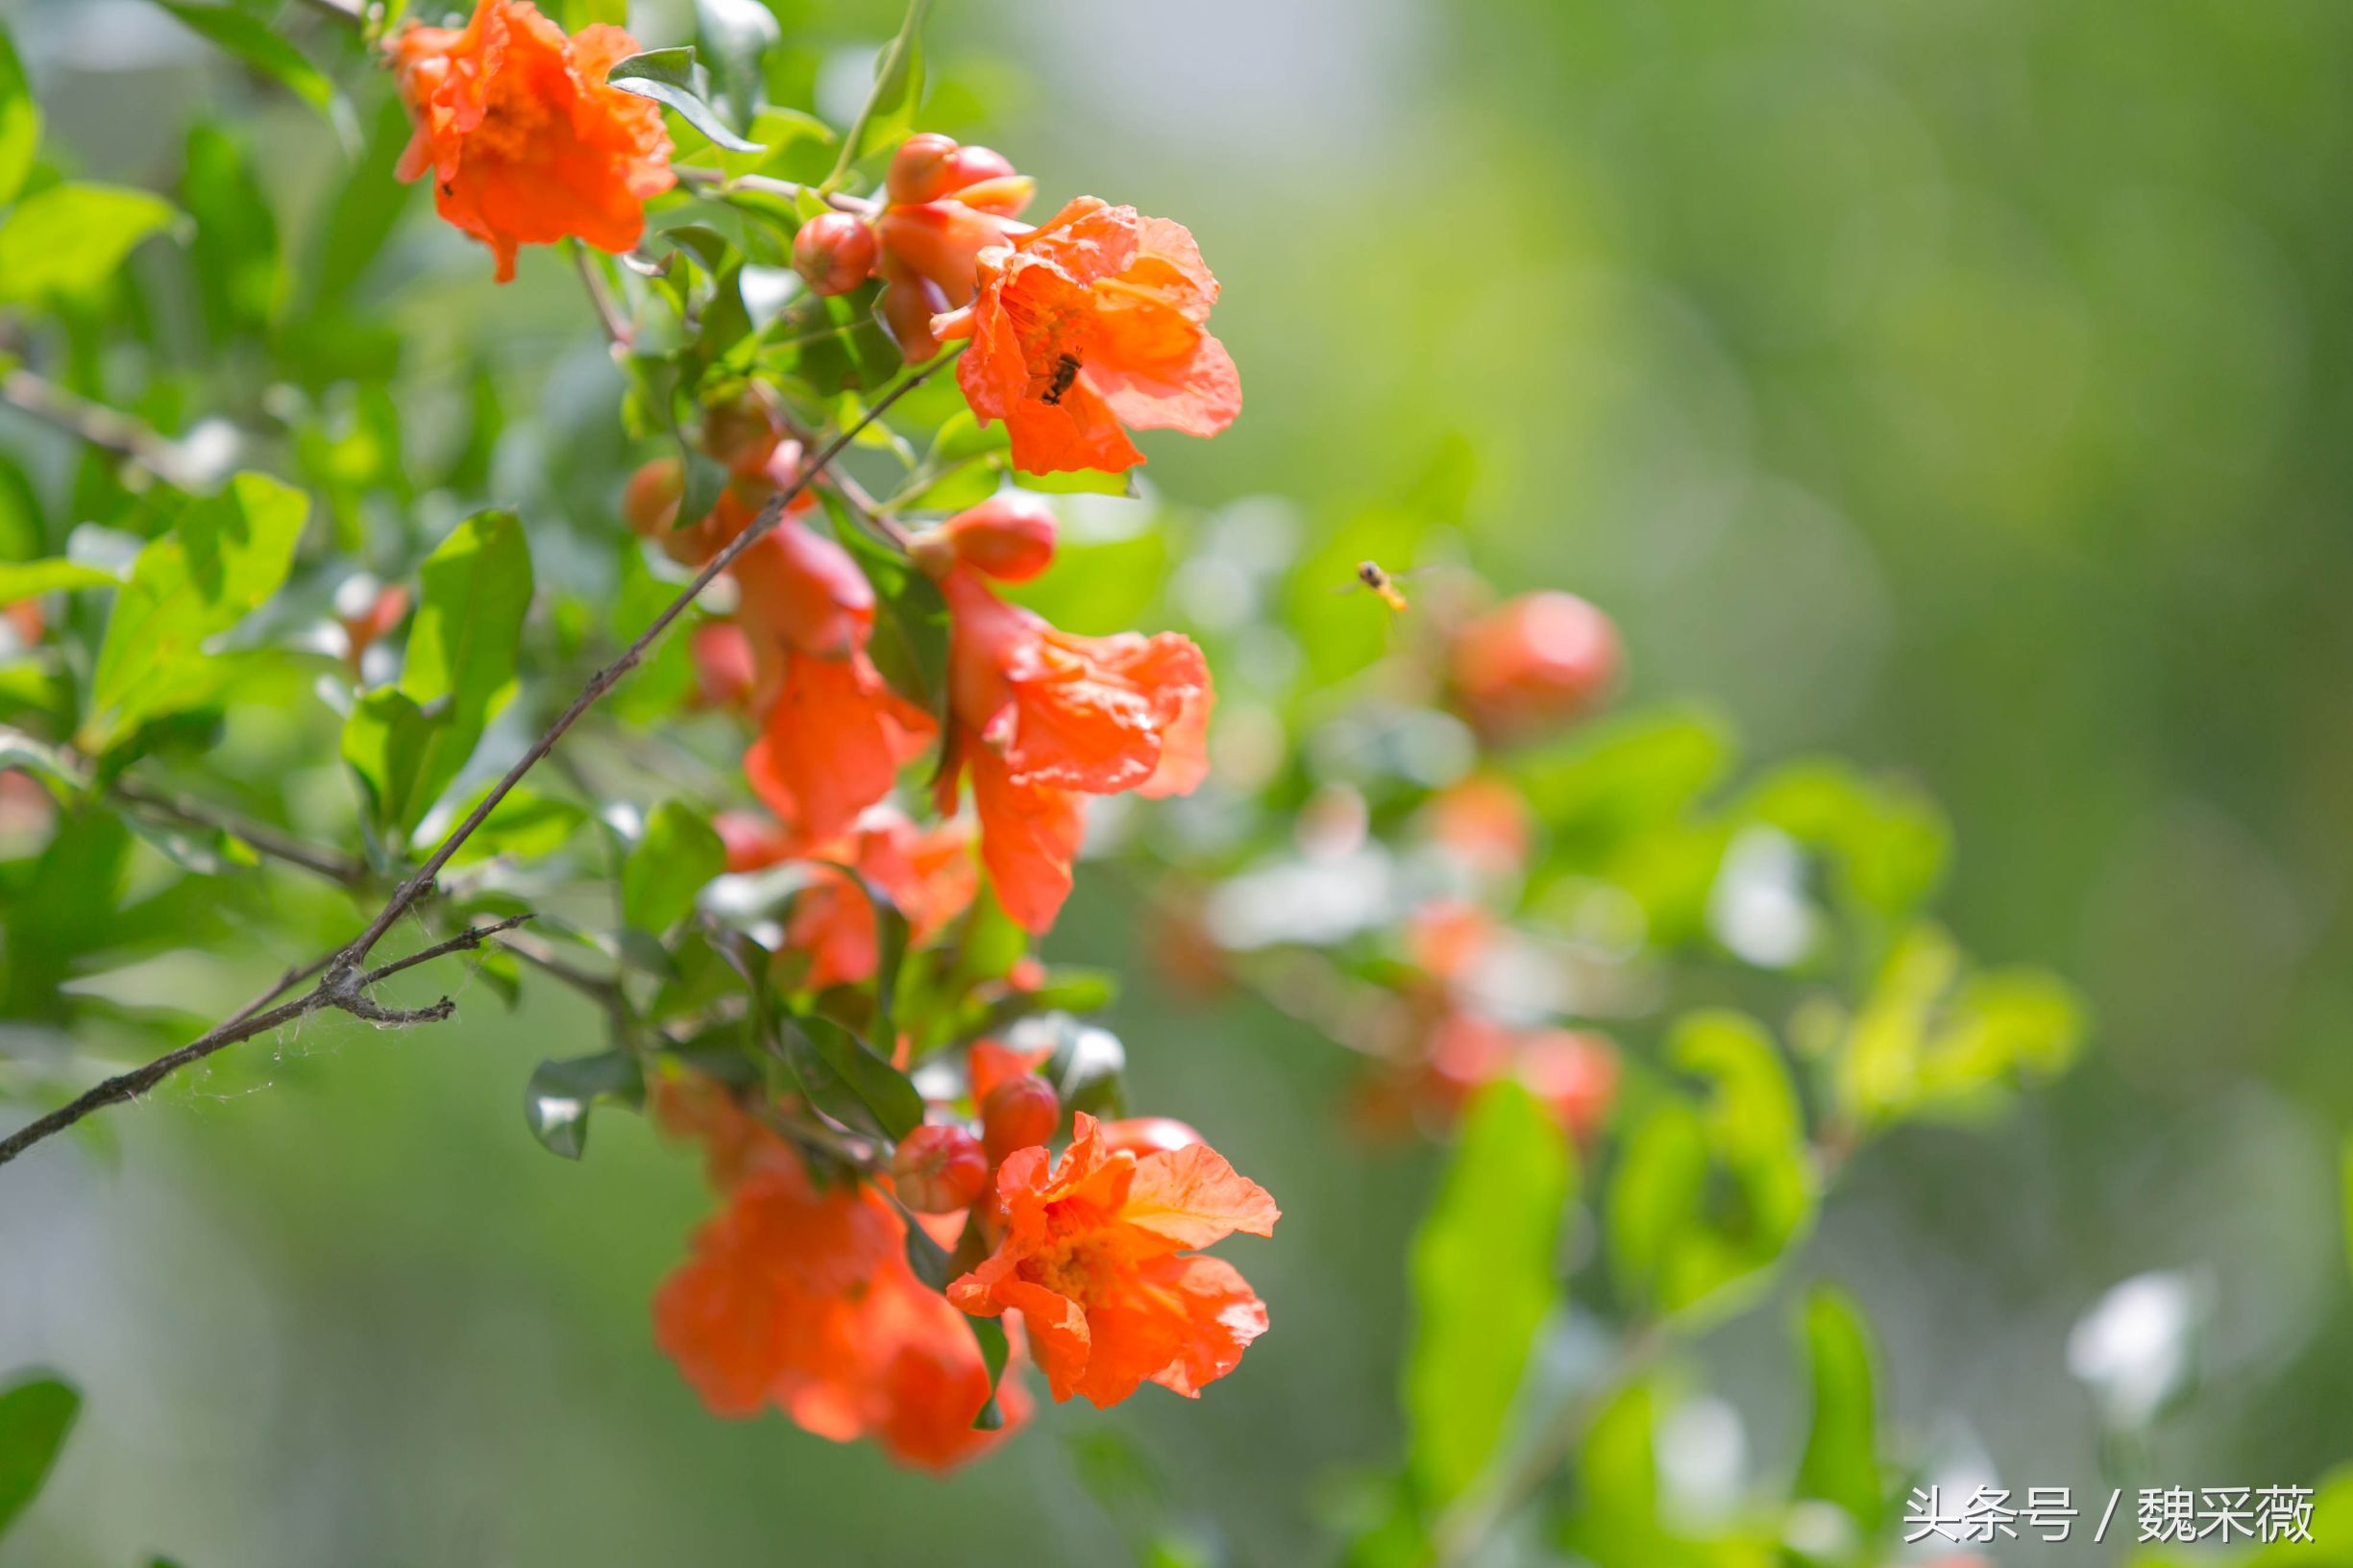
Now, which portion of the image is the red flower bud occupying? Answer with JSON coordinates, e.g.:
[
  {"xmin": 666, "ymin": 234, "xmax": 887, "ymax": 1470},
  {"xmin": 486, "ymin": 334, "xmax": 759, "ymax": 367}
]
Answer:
[
  {"xmin": 702, "ymin": 384, "xmax": 786, "ymax": 478},
  {"xmin": 887, "ymin": 133, "xmax": 964, "ymax": 205},
  {"xmin": 1450, "ymin": 591, "xmax": 1624, "ymax": 741},
  {"xmin": 792, "ymin": 211, "xmax": 878, "ymax": 298},
  {"xmin": 877, "ymin": 270, "xmax": 950, "ymax": 360},
  {"xmin": 689, "ymin": 621, "xmax": 756, "ymax": 712},
  {"xmin": 622, "ymin": 456, "xmax": 683, "ymax": 538},
  {"xmin": 944, "ymin": 144, "xmax": 1016, "ymax": 188},
  {"xmin": 980, "ymin": 1074, "xmax": 1060, "ymax": 1164},
  {"xmin": 875, "ymin": 202, "xmax": 1017, "ymax": 310},
  {"xmin": 892, "ymin": 1123, "xmax": 992, "ymax": 1213},
  {"xmin": 940, "ymin": 493, "xmax": 1058, "ymax": 582}
]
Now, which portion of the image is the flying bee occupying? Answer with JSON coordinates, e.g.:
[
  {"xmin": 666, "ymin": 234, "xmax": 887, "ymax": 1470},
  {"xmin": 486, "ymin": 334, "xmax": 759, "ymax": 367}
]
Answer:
[
  {"xmin": 1351, "ymin": 559, "xmax": 1413, "ymax": 614},
  {"xmin": 1033, "ymin": 353, "xmax": 1082, "ymax": 406}
]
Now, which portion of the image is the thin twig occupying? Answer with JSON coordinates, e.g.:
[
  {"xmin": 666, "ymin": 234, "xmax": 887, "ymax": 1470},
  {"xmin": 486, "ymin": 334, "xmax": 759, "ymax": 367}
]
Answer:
[
  {"xmin": 673, "ymin": 165, "xmax": 879, "ymax": 219},
  {"xmin": 777, "ymin": 410, "xmax": 914, "ymax": 550},
  {"xmin": 355, "ymin": 914, "xmax": 535, "ymax": 987},
  {"xmin": 0, "ymin": 357, "xmax": 950, "ymax": 1172},
  {"xmin": 569, "ymin": 241, "xmax": 633, "ymax": 351},
  {"xmin": 110, "ymin": 778, "xmax": 370, "ymax": 889},
  {"xmin": 0, "ymin": 368, "xmax": 215, "ymax": 493}
]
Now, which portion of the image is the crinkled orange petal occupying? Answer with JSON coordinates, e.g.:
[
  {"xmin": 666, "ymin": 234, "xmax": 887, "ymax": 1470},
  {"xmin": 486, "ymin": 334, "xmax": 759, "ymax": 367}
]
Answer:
[
  {"xmin": 995, "ymin": 1278, "xmax": 1093, "ymax": 1404},
  {"xmin": 745, "ymin": 650, "xmax": 936, "ymax": 845},
  {"xmin": 968, "ymin": 742, "xmax": 1087, "ymax": 934},
  {"xmin": 1117, "ymin": 1142, "xmax": 1282, "ymax": 1254}
]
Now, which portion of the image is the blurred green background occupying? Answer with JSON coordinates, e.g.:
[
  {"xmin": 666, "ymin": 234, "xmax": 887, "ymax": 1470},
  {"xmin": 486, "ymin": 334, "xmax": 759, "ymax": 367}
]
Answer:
[{"xmin": 5, "ymin": 0, "xmax": 2352, "ymax": 1562}]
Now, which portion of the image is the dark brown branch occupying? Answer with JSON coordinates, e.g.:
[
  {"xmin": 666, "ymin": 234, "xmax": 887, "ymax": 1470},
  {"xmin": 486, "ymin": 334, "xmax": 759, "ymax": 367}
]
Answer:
[{"xmin": 0, "ymin": 358, "xmax": 947, "ymax": 1172}]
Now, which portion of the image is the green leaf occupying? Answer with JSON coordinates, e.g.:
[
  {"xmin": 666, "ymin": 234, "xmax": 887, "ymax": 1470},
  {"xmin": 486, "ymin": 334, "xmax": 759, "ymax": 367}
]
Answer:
[
  {"xmin": 0, "ymin": 20, "xmax": 39, "ymax": 209},
  {"xmin": 1404, "ymin": 1081, "xmax": 1572, "ymax": 1509},
  {"xmin": 1838, "ymin": 923, "xmax": 2084, "ymax": 1128},
  {"xmin": 831, "ymin": 499, "xmax": 949, "ymax": 715},
  {"xmin": 0, "ymin": 558, "xmax": 120, "ymax": 606},
  {"xmin": 0, "ymin": 725, "xmax": 75, "ymax": 795},
  {"xmin": 1605, "ymin": 1099, "xmax": 1709, "ymax": 1309},
  {"xmin": 781, "ymin": 1014, "xmax": 922, "ymax": 1140},
  {"xmin": 446, "ymin": 786, "xmax": 585, "ymax": 867},
  {"xmin": 524, "ymin": 1049, "xmax": 645, "ymax": 1160},
  {"xmin": 145, "ymin": 2, "xmax": 341, "ymax": 119},
  {"xmin": 623, "ymin": 799, "xmax": 724, "ymax": 932},
  {"xmin": 556, "ymin": 0, "xmax": 628, "ymax": 27},
  {"xmin": 305, "ymin": 94, "xmax": 419, "ymax": 311},
  {"xmin": 608, "ymin": 48, "xmax": 765, "ymax": 154},
  {"xmin": 0, "ymin": 183, "xmax": 180, "ymax": 306},
  {"xmin": 696, "ymin": 0, "xmax": 780, "ymax": 125},
  {"xmin": 340, "ymin": 687, "xmax": 437, "ymax": 834},
  {"xmin": 0, "ymin": 1372, "xmax": 78, "ymax": 1540},
  {"xmin": 967, "ymin": 1312, "xmax": 1011, "ymax": 1431},
  {"xmin": 183, "ymin": 119, "xmax": 284, "ymax": 345},
  {"xmin": 840, "ymin": 0, "xmax": 931, "ymax": 170},
  {"xmin": 1794, "ymin": 1286, "xmax": 1883, "ymax": 1529},
  {"xmin": 82, "ymin": 474, "xmax": 307, "ymax": 754},
  {"xmin": 390, "ymin": 509, "xmax": 533, "ymax": 831}
]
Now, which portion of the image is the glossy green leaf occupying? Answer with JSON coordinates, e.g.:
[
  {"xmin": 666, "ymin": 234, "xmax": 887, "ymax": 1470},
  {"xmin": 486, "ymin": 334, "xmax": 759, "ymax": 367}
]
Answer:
[
  {"xmin": 623, "ymin": 800, "xmax": 724, "ymax": 932},
  {"xmin": 696, "ymin": 0, "xmax": 780, "ymax": 124},
  {"xmin": 1404, "ymin": 1080, "xmax": 1571, "ymax": 1508},
  {"xmin": 968, "ymin": 1312, "xmax": 1010, "ymax": 1430},
  {"xmin": 781, "ymin": 1014, "xmax": 922, "ymax": 1140},
  {"xmin": 0, "ymin": 182, "xmax": 179, "ymax": 305},
  {"xmin": 609, "ymin": 49, "xmax": 764, "ymax": 154},
  {"xmin": 0, "ymin": 1372, "xmax": 78, "ymax": 1539},
  {"xmin": 0, "ymin": 558, "xmax": 119, "ymax": 605},
  {"xmin": 525, "ymin": 1049, "xmax": 645, "ymax": 1160},
  {"xmin": 390, "ymin": 509, "xmax": 533, "ymax": 830},
  {"xmin": 146, "ymin": 2, "xmax": 340, "ymax": 118},
  {"xmin": 1794, "ymin": 1285, "xmax": 1883, "ymax": 1528},
  {"xmin": 832, "ymin": 500, "xmax": 950, "ymax": 715},
  {"xmin": 845, "ymin": 0, "xmax": 930, "ymax": 163},
  {"xmin": 82, "ymin": 474, "xmax": 308, "ymax": 753},
  {"xmin": 0, "ymin": 20, "xmax": 38, "ymax": 209},
  {"xmin": 340, "ymin": 687, "xmax": 436, "ymax": 834},
  {"xmin": 446, "ymin": 787, "xmax": 586, "ymax": 867}
]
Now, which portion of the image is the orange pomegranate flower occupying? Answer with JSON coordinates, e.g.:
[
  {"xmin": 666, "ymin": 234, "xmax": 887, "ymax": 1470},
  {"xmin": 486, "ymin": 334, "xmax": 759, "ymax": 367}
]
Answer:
[
  {"xmin": 932, "ymin": 198, "xmax": 1240, "ymax": 475},
  {"xmin": 390, "ymin": 0, "xmax": 674, "ymax": 283},
  {"xmin": 653, "ymin": 1138, "xmax": 1029, "ymax": 1470},
  {"xmin": 931, "ymin": 565, "xmax": 1213, "ymax": 932},
  {"xmin": 733, "ymin": 517, "xmax": 937, "ymax": 845},
  {"xmin": 786, "ymin": 809, "xmax": 979, "ymax": 990},
  {"xmin": 948, "ymin": 1114, "xmax": 1277, "ymax": 1408}
]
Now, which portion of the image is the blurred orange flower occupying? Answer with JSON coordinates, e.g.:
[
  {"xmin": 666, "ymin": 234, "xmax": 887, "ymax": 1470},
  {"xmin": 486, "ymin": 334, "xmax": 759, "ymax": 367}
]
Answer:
[
  {"xmin": 934, "ymin": 198, "xmax": 1240, "ymax": 475},
  {"xmin": 1450, "ymin": 591, "xmax": 1623, "ymax": 742},
  {"xmin": 786, "ymin": 809, "xmax": 979, "ymax": 990},
  {"xmin": 949, "ymin": 1114, "xmax": 1276, "ymax": 1408},
  {"xmin": 389, "ymin": 0, "xmax": 674, "ymax": 283},
  {"xmin": 736, "ymin": 517, "xmax": 936, "ymax": 845},
  {"xmin": 654, "ymin": 1151, "xmax": 1028, "ymax": 1470},
  {"xmin": 933, "ymin": 564, "xmax": 1212, "ymax": 931}
]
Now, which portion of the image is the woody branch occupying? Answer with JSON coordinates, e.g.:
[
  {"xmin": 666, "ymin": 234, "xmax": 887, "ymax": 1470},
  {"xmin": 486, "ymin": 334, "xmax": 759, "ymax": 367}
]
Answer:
[{"xmin": 0, "ymin": 356, "xmax": 949, "ymax": 1172}]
